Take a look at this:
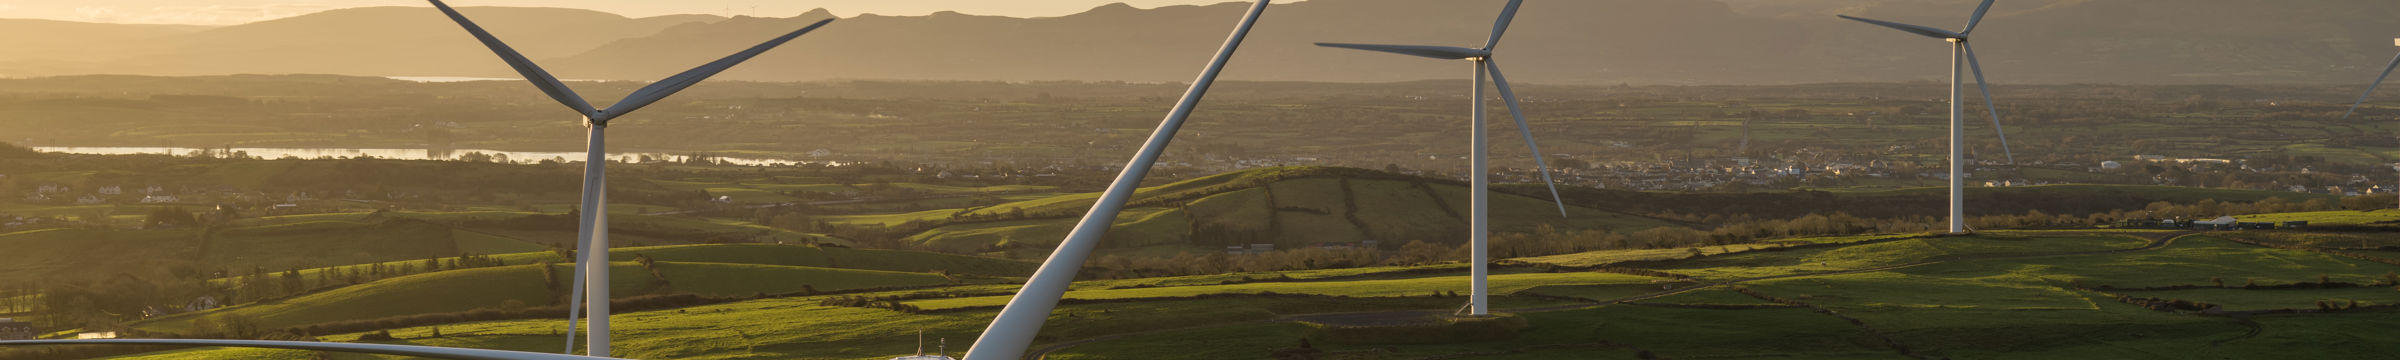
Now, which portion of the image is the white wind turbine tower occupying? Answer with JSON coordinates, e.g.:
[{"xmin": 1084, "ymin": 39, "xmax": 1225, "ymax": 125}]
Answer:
[
  {"xmin": 1838, "ymin": 0, "xmax": 2016, "ymax": 234},
  {"xmin": 2341, "ymin": 38, "xmax": 2400, "ymax": 210},
  {"xmin": 1313, "ymin": 0, "xmax": 1569, "ymax": 317},
  {"xmin": 963, "ymin": 1, "xmax": 1273, "ymax": 359},
  {"xmin": 429, "ymin": 0, "xmax": 832, "ymax": 356}
]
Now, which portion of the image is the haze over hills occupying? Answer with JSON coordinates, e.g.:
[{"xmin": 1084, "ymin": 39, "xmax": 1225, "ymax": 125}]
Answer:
[{"xmin": 5, "ymin": 0, "xmax": 2400, "ymax": 85}]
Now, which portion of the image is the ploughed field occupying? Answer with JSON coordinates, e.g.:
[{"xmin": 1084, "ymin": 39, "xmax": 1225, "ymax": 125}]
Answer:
[{"xmin": 77, "ymin": 223, "xmax": 2400, "ymax": 360}]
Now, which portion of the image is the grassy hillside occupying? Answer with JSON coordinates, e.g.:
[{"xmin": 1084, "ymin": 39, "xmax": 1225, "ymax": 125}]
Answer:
[
  {"xmin": 99, "ymin": 226, "xmax": 2400, "ymax": 360},
  {"xmin": 899, "ymin": 167, "xmax": 1683, "ymax": 256},
  {"xmin": 0, "ymin": 220, "xmax": 477, "ymax": 284},
  {"xmin": 0, "ymin": 209, "xmax": 871, "ymax": 285},
  {"xmin": 228, "ymin": 243, "xmax": 1039, "ymax": 289},
  {"xmin": 136, "ymin": 261, "xmax": 959, "ymax": 334}
]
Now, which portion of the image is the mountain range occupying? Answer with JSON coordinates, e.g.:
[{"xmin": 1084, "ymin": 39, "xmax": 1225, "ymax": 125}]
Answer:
[{"xmin": 4, "ymin": 0, "xmax": 2398, "ymax": 85}]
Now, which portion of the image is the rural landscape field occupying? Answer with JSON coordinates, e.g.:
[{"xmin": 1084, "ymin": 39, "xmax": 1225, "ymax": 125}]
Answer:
[{"xmin": 5, "ymin": 0, "xmax": 2400, "ymax": 359}]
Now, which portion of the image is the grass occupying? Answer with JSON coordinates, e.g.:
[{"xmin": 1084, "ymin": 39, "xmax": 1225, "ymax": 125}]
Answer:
[
  {"xmin": 1634, "ymin": 287, "xmax": 1784, "ymax": 306},
  {"xmin": 902, "ymin": 168, "xmax": 1683, "ymax": 256},
  {"xmin": 1647, "ymin": 232, "xmax": 2152, "ymax": 280},
  {"xmin": 1514, "ymin": 283, "xmax": 1679, "ymax": 302},
  {"xmin": 1056, "ymin": 305, "xmax": 1905, "ymax": 359},
  {"xmin": 1512, "ymin": 233, "xmax": 1907, "ymax": 267},
  {"xmin": 2113, "ymin": 287, "xmax": 2400, "ymax": 311},
  {"xmin": 903, "ymin": 207, "xmax": 1189, "ymax": 254},
  {"xmin": 820, "ymin": 209, "xmax": 961, "ymax": 227},
  {"xmin": 111, "ymin": 296, "xmax": 1493, "ymax": 360},
  {"xmin": 140, "ymin": 261, "xmax": 962, "ymax": 334},
  {"xmin": 904, "ymin": 271, "xmax": 1654, "ymax": 310},
  {"xmin": 242, "ymin": 243, "xmax": 1037, "ymax": 286},
  {"xmin": 2235, "ymin": 209, "xmax": 2400, "ymax": 225},
  {"xmin": 2023, "ymin": 236, "xmax": 2400, "ymax": 288},
  {"xmin": 86, "ymin": 228, "xmax": 2400, "ymax": 359}
]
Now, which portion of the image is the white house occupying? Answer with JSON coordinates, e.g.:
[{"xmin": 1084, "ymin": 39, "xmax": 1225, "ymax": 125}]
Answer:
[
  {"xmin": 97, "ymin": 185, "xmax": 123, "ymax": 195},
  {"xmin": 2100, "ymin": 161, "xmax": 2122, "ymax": 170},
  {"xmin": 140, "ymin": 195, "xmax": 180, "ymax": 204}
]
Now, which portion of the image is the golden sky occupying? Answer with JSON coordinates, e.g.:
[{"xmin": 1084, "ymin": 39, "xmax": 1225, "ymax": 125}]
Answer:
[{"xmin": 0, "ymin": 0, "xmax": 1244, "ymax": 25}]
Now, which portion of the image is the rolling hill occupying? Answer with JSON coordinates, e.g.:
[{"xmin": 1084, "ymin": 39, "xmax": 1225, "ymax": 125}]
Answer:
[
  {"xmin": 134, "ymin": 261, "xmax": 965, "ymax": 334},
  {"xmin": 0, "ymin": 208, "xmax": 872, "ymax": 285},
  {"xmin": 10, "ymin": 0, "xmax": 2400, "ymax": 85},
  {"xmin": 891, "ymin": 167, "xmax": 1685, "ymax": 256},
  {"xmin": 91, "ymin": 225, "xmax": 2400, "ymax": 360}
]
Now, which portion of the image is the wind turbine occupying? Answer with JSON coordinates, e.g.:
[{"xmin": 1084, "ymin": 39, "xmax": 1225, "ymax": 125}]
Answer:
[
  {"xmin": 1838, "ymin": 0, "xmax": 2015, "ymax": 234},
  {"xmin": 428, "ymin": 0, "xmax": 833, "ymax": 356},
  {"xmin": 1312, "ymin": 0, "xmax": 1568, "ymax": 317},
  {"xmin": 2345, "ymin": 38, "xmax": 2400, "ymax": 210},
  {"xmin": 963, "ymin": 1, "xmax": 1273, "ymax": 359}
]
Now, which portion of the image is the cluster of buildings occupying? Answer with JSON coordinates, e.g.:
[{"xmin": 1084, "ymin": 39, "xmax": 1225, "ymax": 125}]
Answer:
[
  {"xmin": 22, "ymin": 183, "xmax": 181, "ymax": 205},
  {"xmin": 1221, "ymin": 240, "xmax": 1380, "ymax": 255},
  {"xmin": 1495, "ymin": 156, "xmax": 1904, "ymax": 191}
]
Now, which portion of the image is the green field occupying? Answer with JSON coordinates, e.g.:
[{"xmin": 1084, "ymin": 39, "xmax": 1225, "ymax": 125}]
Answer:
[
  {"xmin": 2114, "ymin": 287, "xmax": 2400, "ymax": 311},
  {"xmin": 81, "ymin": 226, "xmax": 2400, "ymax": 360},
  {"xmin": 896, "ymin": 167, "xmax": 1682, "ymax": 257},
  {"xmin": 136, "ymin": 261, "xmax": 963, "ymax": 334},
  {"xmin": 2236, "ymin": 209, "xmax": 2400, "ymax": 225}
]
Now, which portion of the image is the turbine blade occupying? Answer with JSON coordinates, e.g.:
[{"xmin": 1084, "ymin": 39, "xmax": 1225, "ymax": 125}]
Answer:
[
  {"xmin": 601, "ymin": 18, "xmax": 834, "ymax": 121},
  {"xmin": 1964, "ymin": 43, "xmax": 2014, "ymax": 164},
  {"xmin": 1484, "ymin": 0, "xmax": 1526, "ymax": 51},
  {"xmin": 2346, "ymin": 51, "xmax": 2400, "ymax": 119},
  {"xmin": 1962, "ymin": 0, "xmax": 1996, "ymax": 34},
  {"xmin": 563, "ymin": 258, "xmax": 583, "ymax": 353},
  {"xmin": 1836, "ymin": 15, "xmax": 1964, "ymax": 40},
  {"xmin": 427, "ymin": 0, "xmax": 597, "ymax": 118},
  {"xmin": 966, "ymin": 1, "xmax": 1273, "ymax": 359},
  {"xmin": 1315, "ymin": 43, "xmax": 1486, "ymax": 60},
  {"xmin": 1486, "ymin": 60, "xmax": 1568, "ymax": 217},
  {"xmin": 0, "ymin": 339, "xmax": 617, "ymax": 360}
]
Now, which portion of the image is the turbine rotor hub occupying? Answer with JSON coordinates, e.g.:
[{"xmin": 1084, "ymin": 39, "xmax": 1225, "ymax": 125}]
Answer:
[{"xmin": 1948, "ymin": 37, "xmax": 1967, "ymax": 43}]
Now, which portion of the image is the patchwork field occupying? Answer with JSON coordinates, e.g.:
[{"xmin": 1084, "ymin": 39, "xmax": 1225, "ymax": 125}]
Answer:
[{"xmin": 67, "ymin": 222, "xmax": 2400, "ymax": 359}]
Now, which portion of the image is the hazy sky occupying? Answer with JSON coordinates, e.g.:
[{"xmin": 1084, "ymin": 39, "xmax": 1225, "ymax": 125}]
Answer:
[{"xmin": 0, "ymin": 0, "xmax": 1245, "ymax": 25}]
